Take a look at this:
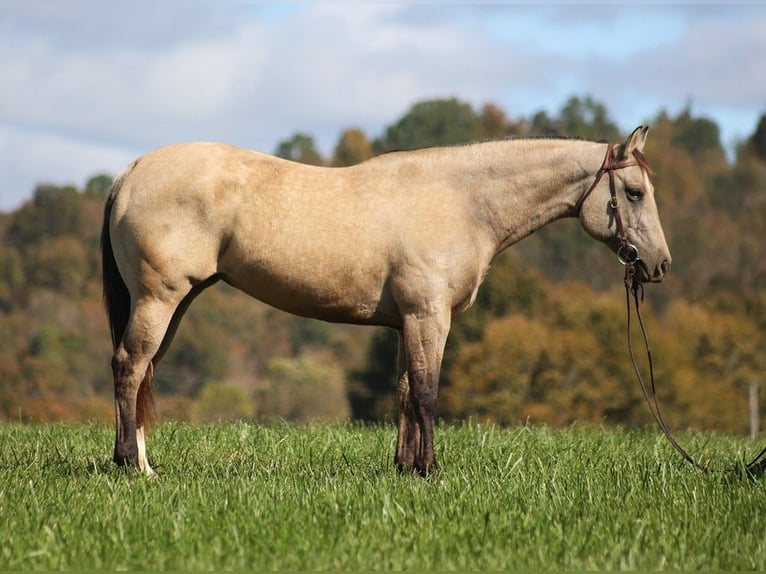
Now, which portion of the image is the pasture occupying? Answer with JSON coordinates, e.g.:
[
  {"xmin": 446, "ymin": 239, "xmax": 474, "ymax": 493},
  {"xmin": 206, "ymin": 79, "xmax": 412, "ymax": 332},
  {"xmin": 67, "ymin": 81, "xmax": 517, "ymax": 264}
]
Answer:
[{"xmin": 1, "ymin": 422, "xmax": 764, "ymax": 570}]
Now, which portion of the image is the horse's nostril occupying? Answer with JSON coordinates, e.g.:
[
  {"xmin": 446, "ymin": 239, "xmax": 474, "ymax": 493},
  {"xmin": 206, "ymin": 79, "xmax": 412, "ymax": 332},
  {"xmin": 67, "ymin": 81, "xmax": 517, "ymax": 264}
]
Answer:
[{"xmin": 659, "ymin": 259, "xmax": 670, "ymax": 276}]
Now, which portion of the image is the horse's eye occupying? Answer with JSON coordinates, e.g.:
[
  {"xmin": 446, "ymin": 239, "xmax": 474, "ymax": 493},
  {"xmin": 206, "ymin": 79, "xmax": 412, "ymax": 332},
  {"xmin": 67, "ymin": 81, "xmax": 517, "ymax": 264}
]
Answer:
[{"xmin": 625, "ymin": 186, "xmax": 644, "ymax": 202}]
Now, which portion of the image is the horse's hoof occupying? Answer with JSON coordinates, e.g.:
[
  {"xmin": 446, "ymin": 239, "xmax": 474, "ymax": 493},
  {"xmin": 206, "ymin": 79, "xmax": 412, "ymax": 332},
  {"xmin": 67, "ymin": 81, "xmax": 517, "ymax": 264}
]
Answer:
[
  {"xmin": 395, "ymin": 459, "xmax": 438, "ymax": 478},
  {"xmin": 416, "ymin": 462, "xmax": 438, "ymax": 479}
]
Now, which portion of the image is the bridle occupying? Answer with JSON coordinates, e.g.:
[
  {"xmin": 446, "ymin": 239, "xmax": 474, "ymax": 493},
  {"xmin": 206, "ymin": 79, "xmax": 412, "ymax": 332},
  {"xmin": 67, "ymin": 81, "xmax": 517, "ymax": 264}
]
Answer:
[
  {"xmin": 577, "ymin": 142, "xmax": 643, "ymax": 268},
  {"xmin": 582, "ymin": 143, "xmax": 766, "ymax": 479}
]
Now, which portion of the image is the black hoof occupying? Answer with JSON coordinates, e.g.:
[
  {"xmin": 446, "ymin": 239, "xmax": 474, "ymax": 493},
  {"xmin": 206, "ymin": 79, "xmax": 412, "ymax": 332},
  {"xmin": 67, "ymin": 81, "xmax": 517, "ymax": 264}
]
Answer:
[
  {"xmin": 395, "ymin": 459, "xmax": 438, "ymax": 478},
  {"xmin": 113, "ymin": 448, "xmax": 138, "ymax": 468}
]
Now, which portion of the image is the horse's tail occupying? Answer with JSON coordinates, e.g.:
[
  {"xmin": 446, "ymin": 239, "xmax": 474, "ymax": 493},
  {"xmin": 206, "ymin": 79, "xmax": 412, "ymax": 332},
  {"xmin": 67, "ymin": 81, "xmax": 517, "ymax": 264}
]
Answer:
[
  {"xmin": 101, "ymin": 162, "xmax": 155, "ymax": 424},
  {"xmin": 101, "ymin": 171, "xmax": 130, "ymax": 352}
]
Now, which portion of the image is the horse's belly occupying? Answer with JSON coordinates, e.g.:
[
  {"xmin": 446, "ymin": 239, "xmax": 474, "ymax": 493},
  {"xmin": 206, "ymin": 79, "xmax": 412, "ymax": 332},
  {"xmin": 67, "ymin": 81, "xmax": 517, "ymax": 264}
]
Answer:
[{"xmin": 219, "ymin": 257, "xmax": 398, "ymax": 326}]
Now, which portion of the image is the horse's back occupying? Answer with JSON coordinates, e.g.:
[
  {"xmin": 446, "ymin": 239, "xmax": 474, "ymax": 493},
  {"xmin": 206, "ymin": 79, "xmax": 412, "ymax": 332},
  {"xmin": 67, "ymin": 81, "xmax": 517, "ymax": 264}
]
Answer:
[
  {"xmin": 109, "ymin": 143, "xmax": 400, "ymax": 322},
  {"xmin": 110, "ymin": 142, "xmax": 492, "ymax": 325}
]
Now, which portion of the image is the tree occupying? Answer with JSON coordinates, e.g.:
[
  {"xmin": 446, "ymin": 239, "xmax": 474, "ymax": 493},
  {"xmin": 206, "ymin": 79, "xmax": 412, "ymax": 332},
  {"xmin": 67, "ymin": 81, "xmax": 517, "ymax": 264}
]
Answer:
[
  {"xmin": 529, "ymin": 110, "xmax": 559, "ymax": 137},
  {"xmin": 26, "ymin": 237, "xmax": 89, "ymax": 296},
  {"xmin": 255, "ymin": 354, "xmax": 350, "ymax": 423},
  {"xmin": 375, "ymin": 98, "xmax": 483, "ymax": 152},
  {"xmin": 275, "ymin": 133, "xmax": 324, "ymax": 165},
  {"xmin": 527, "ymin": 95, "xmax": 620, "ymax": 141},
  {"xmin": 84, "ymin": 174, "xmax": 113, "ymax": 199},
  {"xmin": 671, "ymin": 105, "xmax": 726, "ymax": 167},
  {"xmin": 1, "ymin": 95, "xmax": 765, "ymax": 434},
  {"xmin": 558, "ymin": 95, "xmax": 621, "ymax": 141},
  {"xmin": 642, "ymin": 111, "xmax": 733, "ymax": 297},
  {"xmin": 348, "ymin": 328, "xmax": 398, "ymax": 421},
  {"xmin": 159, "ymin": 312, "xmax": 232, "ymax": 397},
  {"xmin": 444, "ymin": 254, "xmax": 549, "ymax": 377},
  {"xmin": 0, "ymin": 245, "xmax": 23, "ymax": 310},
  {"xmin": 7, "ymin": 184, "xmax": 85, "ymax": 249},
  {"xmin": 332, "ymin": 128, "xmax": 374, "ymax": 166},
  {"xmin": 479, "ymin": 103, "xmax": 523, "ymax": 139},
  {"xmin": 748, "ymin": 113, "xmax": 766, "ymax": 163},
  {"xmin": 195, "ymin": 382, "xmax": 254, "ymax": 422},
  {"xmin": 441, "ymin": 282, "xmax": 650, "ymax": 428}
]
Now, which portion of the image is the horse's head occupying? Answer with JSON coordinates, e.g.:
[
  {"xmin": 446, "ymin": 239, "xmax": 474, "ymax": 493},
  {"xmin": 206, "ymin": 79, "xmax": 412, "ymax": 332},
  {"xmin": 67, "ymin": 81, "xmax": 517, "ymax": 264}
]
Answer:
[{"xmin": 579, "ymin": 126, "xmax": 671, "ymax": 283}]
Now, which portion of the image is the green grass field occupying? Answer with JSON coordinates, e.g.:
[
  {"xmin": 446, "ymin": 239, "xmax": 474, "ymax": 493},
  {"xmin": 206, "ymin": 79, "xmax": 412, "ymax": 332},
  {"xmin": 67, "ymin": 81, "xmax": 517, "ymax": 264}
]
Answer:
[{"xmin": 1, "ymin": 422, "xmax": 764, "ymax": 570}]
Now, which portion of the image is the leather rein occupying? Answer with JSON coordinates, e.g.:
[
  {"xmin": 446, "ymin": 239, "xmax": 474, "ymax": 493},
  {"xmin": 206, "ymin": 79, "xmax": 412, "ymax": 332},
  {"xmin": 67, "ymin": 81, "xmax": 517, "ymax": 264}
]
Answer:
[{"xmin": 583, "ymin": 144, "xmax": 766, "ymax": 479}]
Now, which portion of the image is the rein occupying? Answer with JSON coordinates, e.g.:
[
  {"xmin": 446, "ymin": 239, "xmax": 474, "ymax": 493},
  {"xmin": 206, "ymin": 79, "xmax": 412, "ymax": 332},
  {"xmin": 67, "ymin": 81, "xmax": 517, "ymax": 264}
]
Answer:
[{"xmin": 585, "ymin": 144, "xmax": 766, "ymax": 479}]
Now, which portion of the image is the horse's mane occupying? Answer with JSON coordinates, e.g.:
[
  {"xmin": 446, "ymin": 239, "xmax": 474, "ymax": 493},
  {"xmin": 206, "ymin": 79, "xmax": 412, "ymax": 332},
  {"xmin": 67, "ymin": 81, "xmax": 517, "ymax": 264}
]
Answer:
[{"xmin": 375, "ymin": 134, "xmax": 610, "ymax": 158}]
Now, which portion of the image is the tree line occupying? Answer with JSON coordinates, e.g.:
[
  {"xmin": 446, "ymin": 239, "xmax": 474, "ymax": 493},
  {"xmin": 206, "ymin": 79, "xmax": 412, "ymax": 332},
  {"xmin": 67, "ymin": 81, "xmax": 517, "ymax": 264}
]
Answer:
[{"xmin": 1, "ymin": 95, "xmax": 764, "ymax": 435}]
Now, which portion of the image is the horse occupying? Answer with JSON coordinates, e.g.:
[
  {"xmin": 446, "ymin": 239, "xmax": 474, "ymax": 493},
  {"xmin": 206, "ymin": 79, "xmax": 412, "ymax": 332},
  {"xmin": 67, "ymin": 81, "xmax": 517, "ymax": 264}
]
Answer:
[{"xmin": 101, "ymin": 126, "xmax": 671, "ymax": 476}]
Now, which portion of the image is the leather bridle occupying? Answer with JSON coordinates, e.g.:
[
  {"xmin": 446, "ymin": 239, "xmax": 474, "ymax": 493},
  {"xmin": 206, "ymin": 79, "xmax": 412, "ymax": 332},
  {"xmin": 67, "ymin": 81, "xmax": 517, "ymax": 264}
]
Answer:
[
  {"xmin": 583, "ymin": 143, "xmax": 766, "ymax": 478},
  {"xmin": 577, "ymin": 142, "xmax": 643, "ymax": 268}
]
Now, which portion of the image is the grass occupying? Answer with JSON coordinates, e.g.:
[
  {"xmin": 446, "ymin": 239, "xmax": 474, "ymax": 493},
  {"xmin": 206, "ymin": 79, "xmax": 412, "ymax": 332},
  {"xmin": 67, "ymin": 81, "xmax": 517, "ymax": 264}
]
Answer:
[{"xmin": 0, "ymin": 421, "xmax": 764, "ymax": 570}]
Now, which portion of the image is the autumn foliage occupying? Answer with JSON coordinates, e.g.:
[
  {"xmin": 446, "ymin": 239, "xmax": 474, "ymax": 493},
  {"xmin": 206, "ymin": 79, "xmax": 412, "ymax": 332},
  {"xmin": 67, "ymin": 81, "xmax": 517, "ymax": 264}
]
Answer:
[{"xmin": 1, "ymin": 96, "xmax": 764, "ymax": 435}]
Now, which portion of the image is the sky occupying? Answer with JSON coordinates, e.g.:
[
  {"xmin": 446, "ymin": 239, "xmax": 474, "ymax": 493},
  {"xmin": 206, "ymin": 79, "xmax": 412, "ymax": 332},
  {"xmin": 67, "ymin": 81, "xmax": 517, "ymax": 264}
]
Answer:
[{"xmin": 1, "ymin": 2, "xmax": 765, "ymax": 211}]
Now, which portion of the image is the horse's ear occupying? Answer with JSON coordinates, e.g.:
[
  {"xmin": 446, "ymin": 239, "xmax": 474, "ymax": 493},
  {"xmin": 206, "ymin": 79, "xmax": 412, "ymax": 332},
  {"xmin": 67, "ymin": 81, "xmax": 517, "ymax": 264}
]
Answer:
[{"xmin": 617, "ymin": 125, "xmax": 649, "ymax": 160}]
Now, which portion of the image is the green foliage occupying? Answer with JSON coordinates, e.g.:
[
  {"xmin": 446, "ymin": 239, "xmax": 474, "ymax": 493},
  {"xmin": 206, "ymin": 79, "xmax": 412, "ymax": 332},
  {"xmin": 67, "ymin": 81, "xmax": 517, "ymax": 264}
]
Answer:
[
  {"xmin": 0, "ymin": 245, "xmax": 23, "ymax": 309},
  {"xmin": 558, "ymin": 95, "xmax": 621, "ymax": 141},
  {"xmin": 255, "ymin": 354, "xmax": 350, "ymax": 423},
  {"xmin": 528, "ymin": 95, "xmax": 620, "ymax": 141},
  {"xmin": 442, "ymin": 286, "xmax": 643, "ymax": 427},
  {"xmin": 195, "ymin": 382, "xmax": 254, "ymax": 422},
  {"xmin": 1, "ymin": 423, "xmax": 765, "ymax": 570},
  {"xmin": 670, "ymin": 105, "xmax": 726, "ymax": 164},
  {"xmin": 374, "ymin": 98, "xmax": 483, "ymax": 152},
  {"xmin": 443, "ymin": 254, "xmax": 549, "ymax": 378},
  {"xmin": 1, "ymin": 94, "xmax": 765, "ymax": 436},
  {"xmin": 349, "ymin": 328, "xmax": 398, "ymax": 421},
  {"xmin": 84, "ymin": 174, "xmax": 113, "ymax": 199},
  {"xmin": 28, "ymin": 323, "xmax": 67, "ymax": 369},
  {"xmin": 26, "ymin": 237, "xmax": 89, "ymax": 296},
  {"xmin": 275, "ymin": 132, "xmax": 324, "ymax": 165},
  {"xmin": 749, "ymin": 112, "xmax": 766, "ymax": 162},
  {"xmin": 7, "ymin": 184, "xmax": 85, "ymax": 248},
  {"xmin": 160, "ymin": 314, "xmax": 232, "ymax": 397}
]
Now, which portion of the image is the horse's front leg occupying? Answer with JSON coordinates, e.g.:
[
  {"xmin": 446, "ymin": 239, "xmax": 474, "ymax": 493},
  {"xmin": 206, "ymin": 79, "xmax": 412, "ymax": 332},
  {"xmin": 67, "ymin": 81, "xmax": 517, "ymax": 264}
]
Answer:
[
  {"xmin": 395, "ymin": 312, "xmax": 450, "ymax": 476},
  {"xmin": 395, "ymin": 334, "xmax": 419, "ymax": 472}
]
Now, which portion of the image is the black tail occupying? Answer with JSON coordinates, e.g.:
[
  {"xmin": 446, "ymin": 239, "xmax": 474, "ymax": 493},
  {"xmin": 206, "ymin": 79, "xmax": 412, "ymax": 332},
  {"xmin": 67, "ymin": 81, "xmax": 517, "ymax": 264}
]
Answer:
[
  {"xmin": 101, "ymin": 166, "xmax": 156, "ymax": 425},
  {"xmin": 100, "ymin": 181, "xmax": 130, "ymax": 351}
]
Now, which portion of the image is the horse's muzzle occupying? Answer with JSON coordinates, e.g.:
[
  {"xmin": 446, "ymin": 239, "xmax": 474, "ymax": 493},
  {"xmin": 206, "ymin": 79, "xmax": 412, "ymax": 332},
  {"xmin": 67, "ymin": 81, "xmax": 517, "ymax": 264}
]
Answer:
[
  {"xmin": 634, "ymin": 258, "xmax": 671, "ymax": 283},
  {"xmin": 653, "ymin": 258, "xmax": 671, "ymax": 282}
]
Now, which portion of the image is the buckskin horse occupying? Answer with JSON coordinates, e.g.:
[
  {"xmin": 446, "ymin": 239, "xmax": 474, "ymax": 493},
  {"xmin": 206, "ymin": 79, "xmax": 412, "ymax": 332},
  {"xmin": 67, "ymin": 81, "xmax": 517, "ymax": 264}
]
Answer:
[{"xmin": 101, "ymin": 126, "xmax": 670, "ymax": 476}]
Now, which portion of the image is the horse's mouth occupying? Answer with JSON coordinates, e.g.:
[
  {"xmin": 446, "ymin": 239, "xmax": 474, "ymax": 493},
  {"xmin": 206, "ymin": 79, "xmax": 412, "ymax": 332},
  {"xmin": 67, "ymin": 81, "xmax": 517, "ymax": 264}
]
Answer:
[
  {"xmin": 633, "ymin": 260, "xmax": 650, "ymax": 282},
  {"xmin": 633, "ymin": 260, "xmax": 666, "ymax": 283}
]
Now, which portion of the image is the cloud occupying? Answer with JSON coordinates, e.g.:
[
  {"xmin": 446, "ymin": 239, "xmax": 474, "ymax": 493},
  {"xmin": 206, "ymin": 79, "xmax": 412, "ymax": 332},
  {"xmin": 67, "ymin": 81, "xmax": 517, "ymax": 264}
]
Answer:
[
  {"xmin": 0, "ymin": 3, "xmax": 763, "ymax": 211},
  {"xmin": 626, "ymin": 11, "xmax": 766, "ymax": 109},
  {"xmin": 581, "ymin": 6, "xmax": 766, "ymax": 145},
  {"xmin": 0, "ymin": 2, "xmax": 563, "ymax": 211},
  {"xmin": 0, "ymin": 125, "xmax": 137, "ymax": 210}
]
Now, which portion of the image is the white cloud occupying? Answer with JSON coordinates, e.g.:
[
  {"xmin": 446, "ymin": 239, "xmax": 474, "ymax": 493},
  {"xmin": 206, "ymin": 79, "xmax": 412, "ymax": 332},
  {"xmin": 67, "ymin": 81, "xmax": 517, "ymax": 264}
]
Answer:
[
  {"xmin": 629, "ymin": 11, "xmax": 766, "ymax": 109},
  {"xmin": 0, "ymin": 3, "xmax": 764, "ymax": 211},
  {"xmin": 0, "ymin": 126, "xmax": 137, "ymax": 210}
]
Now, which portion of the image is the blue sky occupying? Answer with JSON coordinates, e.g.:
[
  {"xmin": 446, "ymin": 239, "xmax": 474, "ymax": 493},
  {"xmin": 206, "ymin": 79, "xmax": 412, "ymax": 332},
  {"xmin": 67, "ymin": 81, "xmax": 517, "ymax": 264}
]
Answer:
[{"xmin": 1, "ymin": 2, "xmax": 764, "ymax": 211}]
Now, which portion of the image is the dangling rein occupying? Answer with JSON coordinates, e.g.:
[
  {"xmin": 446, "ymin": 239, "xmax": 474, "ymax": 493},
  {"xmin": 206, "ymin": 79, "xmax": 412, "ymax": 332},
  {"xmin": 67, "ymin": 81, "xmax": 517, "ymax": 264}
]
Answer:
[
  {"xmin": 624, "ymin": 268, "xmax": 766, "ymax": 479},
  {"xmin": 588, "ymin": 144, "xmax": 766, "ymax": 479}
]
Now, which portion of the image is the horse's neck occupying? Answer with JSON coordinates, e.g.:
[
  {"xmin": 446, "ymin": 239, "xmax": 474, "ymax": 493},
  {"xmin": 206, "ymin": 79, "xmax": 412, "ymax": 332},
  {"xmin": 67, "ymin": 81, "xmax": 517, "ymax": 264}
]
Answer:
[{"xmin": 457, "ymin": 139, "xmax": 605, "ymax": 254}]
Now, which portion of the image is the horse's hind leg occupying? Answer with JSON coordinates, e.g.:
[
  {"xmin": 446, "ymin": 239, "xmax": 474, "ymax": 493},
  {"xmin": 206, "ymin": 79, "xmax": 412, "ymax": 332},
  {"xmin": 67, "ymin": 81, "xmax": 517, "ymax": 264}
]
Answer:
[{"xmin": 112, "ymin": 295, "xmax": 179, "ymax": 476}]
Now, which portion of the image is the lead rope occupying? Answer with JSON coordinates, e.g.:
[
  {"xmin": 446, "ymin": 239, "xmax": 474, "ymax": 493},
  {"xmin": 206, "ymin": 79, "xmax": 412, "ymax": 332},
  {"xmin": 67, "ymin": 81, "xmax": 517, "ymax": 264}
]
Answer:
[
  {"xmin": 586, "ymin": 141, "xmax": 766, "ymax": 478},
  {"xmin": 623, "ymin": 265, "xmax": 766, "ymax": 479}
]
